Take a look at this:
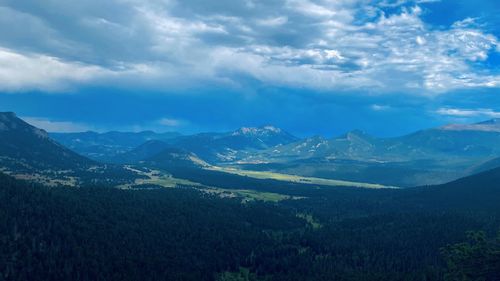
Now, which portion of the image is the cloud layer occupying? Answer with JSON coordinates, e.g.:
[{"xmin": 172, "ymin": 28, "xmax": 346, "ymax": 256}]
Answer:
[
  {"xmin": 0, "ymin": 0, "xmax": 498, "ymax": 93},
  {"xmin": 436, "ymin": 107, "xmax": 500, "ymax": 118}
]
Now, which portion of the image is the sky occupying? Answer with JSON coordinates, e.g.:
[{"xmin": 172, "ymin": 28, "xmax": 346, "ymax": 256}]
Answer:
[{"xmin": 0, "ymin": 0, "xmax": 499, "ymax": 137}]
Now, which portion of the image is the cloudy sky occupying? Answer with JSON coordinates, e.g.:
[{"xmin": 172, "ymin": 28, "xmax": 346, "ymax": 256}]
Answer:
[{"xmin": 0, "ymin": 0, "xmax": 499, "ymax": 137}]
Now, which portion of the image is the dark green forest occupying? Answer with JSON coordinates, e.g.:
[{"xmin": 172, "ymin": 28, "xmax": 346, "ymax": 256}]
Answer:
[{"xmin": 1, "ymin": 171, "xmax": 499, "ymax": 281}]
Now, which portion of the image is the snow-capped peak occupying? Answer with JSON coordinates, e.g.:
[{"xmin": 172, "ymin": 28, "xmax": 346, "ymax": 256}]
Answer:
[
  {"xmin": 232, "ymin": 126, "xmax": 283, "ymax": 136},
  {"xmin": 262, "ymin": 126, "xmax": 282, "ymax": 133}
]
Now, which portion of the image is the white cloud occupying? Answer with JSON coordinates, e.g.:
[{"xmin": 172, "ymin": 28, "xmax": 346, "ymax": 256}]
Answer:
[
  {"xmin": 158, "ymin": 118, "xmax": 184, "ymax": 127},
  {"xmin": 256, "ymin": 16, "xmax": 288, "ymax": 27},
  {"xmin": 0, "ymin": 47, "xmax": 157, "ymax": 92},
  {"xmin": 415, "ymin": 36, "xmax": 426, "ymax": 45},
  {"xmin": 0, "ymin": 0, "xmax": 498, "ymax": 94},
  {"xmin": 436, "ymin": 108, "xmax": 500, "ymax": 118},
  {"xmin": 285, "ymin": 0, "xmax": 340, "ymax": 18},
  {"xmin": 0, "ymin": 48, "xmax": 107, "ymax": 92}
]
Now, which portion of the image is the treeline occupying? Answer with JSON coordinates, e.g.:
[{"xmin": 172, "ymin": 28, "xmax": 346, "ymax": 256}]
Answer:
[{"xmin": 0, "ymin": 172, "xmax": 499, "ymax": 280}]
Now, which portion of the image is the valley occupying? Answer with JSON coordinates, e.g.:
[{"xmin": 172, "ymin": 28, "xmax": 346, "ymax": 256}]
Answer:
[
  {"xmin": 1, "ymin": 111, "xmax": 499, "ymax": 281},
  {"xmin": 2, "ymin": 1, "xmax": 499, "ymax": 279},
  {"xmin": 49, "ymin": 113, "xmax": 500, "ymax": 187},
  {"xmin": 206, "ymin": 166, "xmax": 395, "ymax": 189}
]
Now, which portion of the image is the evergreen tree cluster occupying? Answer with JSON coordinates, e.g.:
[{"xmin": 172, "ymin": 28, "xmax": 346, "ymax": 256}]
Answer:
[{"xmin": 0, "ymin": 172, "xmax": 499, "ymax": 280}]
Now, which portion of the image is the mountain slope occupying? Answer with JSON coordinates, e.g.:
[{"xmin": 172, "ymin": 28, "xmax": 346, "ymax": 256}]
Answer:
[
  {"xmin": 53, "ymin": 126, "xmax": 297, "ymax": 164},
  {"xmin": 170, "ymin": 126, "xmax": 299, "ymax": 163},
  {"xmin": 0, "ymin": 112, "xmax": 93, "ymax": 171},
  {"xmin": 0, "ymin": 112, "xmax": 139, "ymax": 186},
  {"xmin": 145, "ymin": 148, "xmax": 210, "ymax": 169},
  {"xmin": 234, "ymin": 120, "xmax": 500, "ymax": 187},
  {"xmin": 252, "ymin": 126, "xmax": 500, "ymax": 163},
  {"xmin": 229, "ymin": 126, "xmax": 299, "ymax": 148},
  {"xmin": 110, "ymin": 140, "xmax": 172, "ymax": 164},
  {"xmin": 403, "ymin": 166, "xmax": 500, "ymax": 212},
  {"xmin": 51, "ymin": 131, "xmax": 181, "ymax": 161},
  {"xmin": 439, "ymin": 165, "xmax": 500, "ymax": 190},
  {"xmin": 470, "ymin": 157, "xmax": 500, "ymax": 174},
  {"xmin": 441, "ymin": 118, "xmax": 500, "ymax": 132},
  {"xmin": 390, "ymin": 128, "xmax": 500, "ymax": 158},
  {"xmin": 246, "ymin": 130, "xmax": 380, "ymax": 163}
]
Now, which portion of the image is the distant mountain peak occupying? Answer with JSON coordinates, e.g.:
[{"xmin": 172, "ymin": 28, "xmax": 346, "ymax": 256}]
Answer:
[
  {"xmin": 232, "ymin": 125, "xmax": 284, "ymax": 136},
  {"xmin": 0, "ymin": 111, "xmax": 16, "ymax": 118},
  {"xmin": 347, "ymin": 129, "xmax": 368, "ymax": 136},
  {"xmin": 146, "ymin": 147, "xmax": 209, "ymax": 168},
  {"xmin": 338, "ymin": 130, "xmax": 372, "ymax": 141},
  {"xmin": 262, "ymin": 125, "xmax": 282, "ymax": 132},
  {"xmin": 442, "ymin": 118, "xmax": 500, "ymax": 132},
  {"xmin": 305, "ymin": 135, "xmax": 327, "ymax": 142}
]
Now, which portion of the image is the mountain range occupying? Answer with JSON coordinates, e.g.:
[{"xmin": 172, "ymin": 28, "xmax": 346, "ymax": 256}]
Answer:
[
  {"xmin": 98, "ymin": 119, "xmax": 500, "ymax": 186},
  {"xmin": 50, "ymin": 125, "xmax": 299, "ymax": 165},
  {"xmin": 51, "ymin": 130, "xmax": 181, "ymax": 161},
  {"xmin": 233, "ymin": 124, "xmax": 500, "ymax": 186},
  {"xmin": 1, "ymin": 111, "xmax": 500, "ymax": 280},
  {"xmin": 4, "ymin": 112, "xmax": 500, "ymax": 188}
]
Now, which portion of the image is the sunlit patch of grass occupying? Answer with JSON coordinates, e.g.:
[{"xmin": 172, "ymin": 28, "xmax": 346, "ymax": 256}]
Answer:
[
  {"xmin": 119, "ymin": 166, "xmax": 202, "ymax": 189},
  {"xmin": 207, "ymin": 166, "xmax": 398, "ymax": 189},
  {"xmin": 201, "ymin": 187, "xmax": 302, "ymax": 202},
  {"xmin": 233, "ymin": 189, "xmax": 293, "ymax": 202},
  {"xmin": 120, "ymin": 166, "xmax": 293, "ymax": 202}
]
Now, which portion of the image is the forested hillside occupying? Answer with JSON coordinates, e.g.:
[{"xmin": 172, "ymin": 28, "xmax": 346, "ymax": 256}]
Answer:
[{"xmin": 1, "ymin": 172, "xmax": 498, "ymax": 281}]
